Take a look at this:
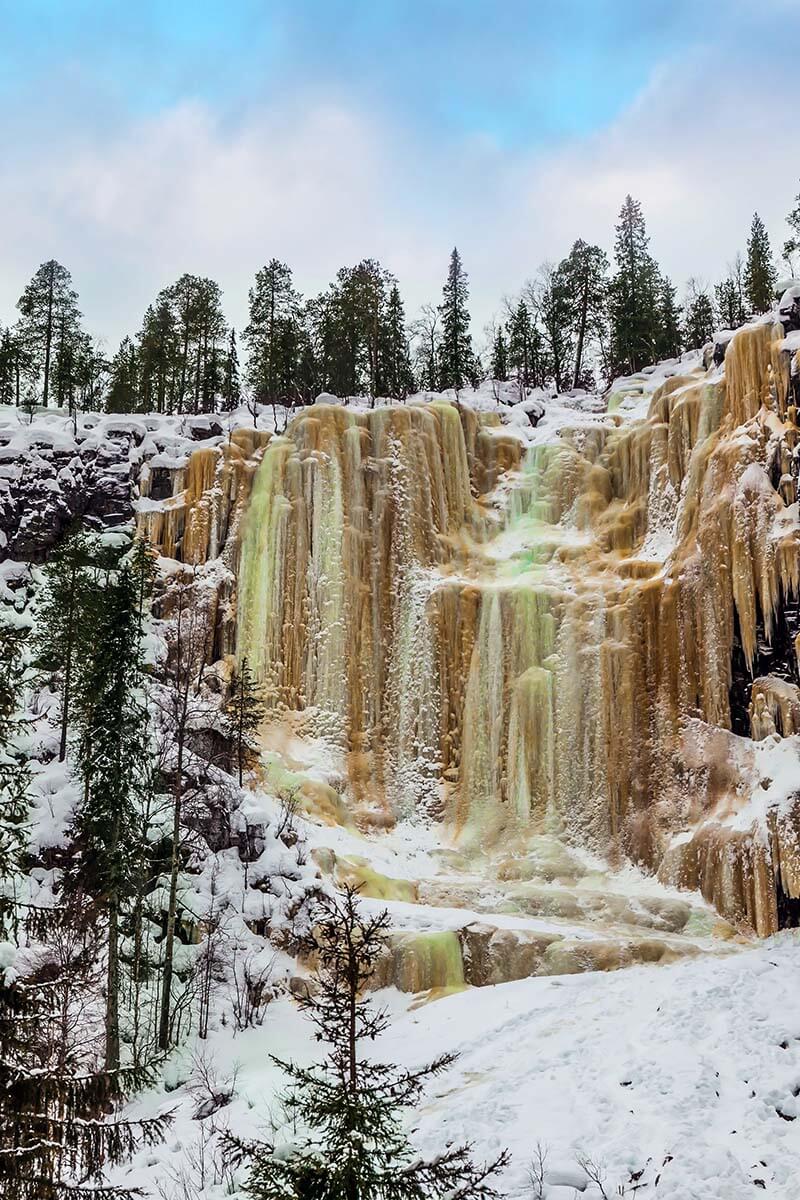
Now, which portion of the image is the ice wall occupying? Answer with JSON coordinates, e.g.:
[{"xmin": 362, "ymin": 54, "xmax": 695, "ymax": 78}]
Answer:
[{"xmin": 138, "ymin": 320, "xmax": 800, "ymax": 934}]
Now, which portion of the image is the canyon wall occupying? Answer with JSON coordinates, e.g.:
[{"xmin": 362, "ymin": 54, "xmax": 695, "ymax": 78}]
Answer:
[{"xmin": 136, "ymin": 318, "xmax": 800, "ymax": 934}]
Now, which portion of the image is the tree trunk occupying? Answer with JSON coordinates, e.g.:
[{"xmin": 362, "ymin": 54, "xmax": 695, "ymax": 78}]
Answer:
[
  {"xmin": 43, "ymin": 263, "xmax": 54, "ymax": 408},
  {"xmin": 158, "ymin": 728, "xmax": 183, "ymax": 1052},
  {"xmin": 105, "ymin": 894, "xmax": 120, "ymax": 1071},
  {"xmin": 59, "ymin": 566, "xmax": 77, "ymax": 762},
  {"xmin": 573, "ymin": 272, "xmax": 589, "ymax": 390}
]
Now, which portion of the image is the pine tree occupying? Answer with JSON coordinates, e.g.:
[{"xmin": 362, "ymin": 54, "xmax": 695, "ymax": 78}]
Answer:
[
  {"xmin": 438, "ymin": 248, "xmax": 476, "ymax": 392},
  {"xmin": 683, "ymin": 282, "xmax": 716, "ymax": 350},
  {"xmin": 34, "ymin": 525, "xmax": 94, "ymax": 763},
  {"xmin": 226, "ymin": 886, "xmax": 508, "ymax": 1199},
  {"xmin": 490, "ymin": 326, "xmax": 508, "ymax": 382},
  {"xmin": 744, "ymin": 213, "xmax": 777, "ymax": 314},
  {"xmin": 225, "ymin": 657, "xmax": 265, "ymax": 787},
  {"xmin": 653, "ymin": 275, "xmax": 683, "ymax": 361},
  {"xmin": 556, "ymin": 240, "xmax": 609, "ymax": 388},
  {"xmin": 784, "ymin": 183, "xmax": 800, "ymax": 271},
  {"xmin": 608, "ymin": 196, "xmax": 662, "ymax": 376},
  {"xmin": 16, "ymin": 261, "xmax": 82, "ymax": 407},
  {"xmin": 106, "ymin": 337, "xmax": 138, "ymax": 414}
]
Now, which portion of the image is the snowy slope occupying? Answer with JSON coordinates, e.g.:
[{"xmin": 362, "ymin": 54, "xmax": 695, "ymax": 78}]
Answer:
[{"xmin": 118, "ymin": 934, "xmax": 800, "ymax": 1199}]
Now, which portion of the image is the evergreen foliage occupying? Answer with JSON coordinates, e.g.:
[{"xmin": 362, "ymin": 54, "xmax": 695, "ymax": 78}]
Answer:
[
  {"xmin": 0, "ymin": 953, "xmax": 169, "ymax": 1200},
  {"xmin": 0, "ymin": 619, "xmax": 29, "ymax": 934},
  {"xmin": 105, "ymin": 338, "xmax": 138, "ymax": 414},
  {"xmin": 744, "ymin": 213, "xmax": 777, "ymax": 314},
  {"xmin": 783, "ymin": 182, "xmax": 800, "ymax": 270},
  {"xmin": 226, "ymin": 886, "xmax": 509, "ymax": 1199},
  {"xmin": 608, "ymin": 196, "xmax": 661, "ymax": 375},
  {"xmin": 68, "ymin": 544, "xmax": 153, "ymax": 1070},
  {"xmin": 490, "ymin": 327, "xmax": 508, "ymax": 382},
  {"xmin": 652, "ymin": 276, "xmax": 682, "ymax": 361},
  {"xmin": 715, "ymin": 259, "xmax": 747, "ymax": 330},
  {"xmin": 0, "ymin": 326, "xmax": 29, "ymax": 406},
  {"xmin": 381, "ymin": 283, "xmax": 415, "ymax": 399},
  {"xmin": 245, "ymin": 260, "xmax": 304, "ymax": 405},
  {"xmin": 33, "ymin": 524, "xmax": 94, "ymax": 763},
  {"xmin": 222, "ymin": 328, "xmax": 242, "ymax": 410},
  {"xmin": 556, "ymin": 239, "xmax": 609, "ymax": 388},
  {"xmin": 438, "ymin": 248, "xmax": 477, "ymax": 392},
  {"xmin": 225, "ymin": 656, "xmax": 266, "ymax": 787},
  {"xmin": 135, "ymin": 274, "xmax": 228, "ymax": 414},
  {"xmin": 16, "ymin": 260, "xmax": 84, "ymax": 408},
  {"xmin": 683, "ymin": 283, "xmax": 716, "ymax": 350},
  {"xmin": 0, "ymin": 571, "xmax": 168, "ymax": 1199},
  {"xmin": 506, "ymin": 299, "xmax": 541, "ymax": 391},
  {"xmin": 534, "ymin": 264, "xmax": 572, "ymax": 392}
]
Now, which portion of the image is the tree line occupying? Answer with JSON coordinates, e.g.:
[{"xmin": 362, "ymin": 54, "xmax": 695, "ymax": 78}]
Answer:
[{"xmin": 1, "ymin": 188, "xmax": 797, "ymax": 416}]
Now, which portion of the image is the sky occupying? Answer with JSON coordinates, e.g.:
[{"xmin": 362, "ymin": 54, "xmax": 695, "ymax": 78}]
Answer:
[{"xmin": 0, "ymin": 0, "xmax": 796, "ymax": 349}]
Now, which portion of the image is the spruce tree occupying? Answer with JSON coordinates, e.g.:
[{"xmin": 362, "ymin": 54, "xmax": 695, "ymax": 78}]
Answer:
[
  {"xmin": 226, "ymin": 886, "xmax": 508, "ymax": 1199},
  {"xmin": 438, "ymin": 248, "xmax": 477, "ymax": 392},
  {"xmin": 490, "ymin": 327, "xmax": 508, "ymax": 382},
  {"xmin": 16, "ymin": 260, "xmax": 82, "ymax": 407},
  {"xmin": 0, "ymin": 604, "xmax": 168, "ymax": 1198},
  {"xmin": 0, "ymin": 326, "xmax": 29, "ymax": 407},
  {"xmin": 226, "ymin": 657, "xmax": 266, "ymax": 787},
  {"xmin": 608, "ymin": 196, "xmax": 661, "ymax": 376},
  {"xmin": 0, "ymin": 950, "xmax": 169, "ymax": 1200},
  {"xmin": 222, "ymin": 328, "xmax": 242, "ymax": 411},
  {"xmin": 683, "ymin": 283, "xmax": 716, "ymax": 350},
  {"xmin": 34, "ymin": 524, "xmax": 94, "ymax": 763},
  {"xmin": 653, "ymin": 275, "xmax": 683, "ymax": 361},
  {"xmin": 380, "ymin": 283, "xmax": 414, "ymax": 399},
  {"xmin": 506, "ymin": 299, "xmax": 542, "ymax": 391},
  {"xmin": 744, "ymin": 213, "xmax": 777, "ymax": 314},
  {"xmin": 106, "ymin": 337, "xmax": 138, "ymax": 414},
  {"xmin": 68, "ymin": 550, "xmax": 152, "ymax": 1071}
]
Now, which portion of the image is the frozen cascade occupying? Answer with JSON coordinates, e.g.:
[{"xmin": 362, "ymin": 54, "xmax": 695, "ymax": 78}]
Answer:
[{"xmin": 136, "ymin": 319, "xmax": 800, "ymax": 934}]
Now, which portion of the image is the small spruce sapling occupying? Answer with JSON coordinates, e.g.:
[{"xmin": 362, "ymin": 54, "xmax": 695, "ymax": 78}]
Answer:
[
  {"xmin": 225, "ymin": 656, "xmax": 265, "ymax": 787},
  {"xmin": 226, "ymin": 884, "xmax": 509, "ymax": 1199}
]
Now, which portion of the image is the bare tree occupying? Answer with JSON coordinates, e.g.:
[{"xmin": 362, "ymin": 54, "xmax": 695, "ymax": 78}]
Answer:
[{"xmin": 410, "ymin": 303, "xmax": 441, "ymax": 391}]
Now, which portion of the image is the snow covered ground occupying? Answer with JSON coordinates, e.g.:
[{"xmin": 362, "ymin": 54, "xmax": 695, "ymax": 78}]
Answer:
[{"xmin": 120, "ymin": 930, "xmax": 800, "ymax": 1199}]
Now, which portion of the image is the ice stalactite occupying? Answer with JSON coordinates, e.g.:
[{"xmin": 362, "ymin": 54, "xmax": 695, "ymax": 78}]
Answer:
[
  {"xmin": 234, "ymin": 402, "xmax": 519, "ymax": 823},
  {"xmin": 137, "ymin": 428, "xmax": 270, "ymax": 565},
  {"xmin": 135, "ymin": 317, "xmax": 800, "ymax": 934}
]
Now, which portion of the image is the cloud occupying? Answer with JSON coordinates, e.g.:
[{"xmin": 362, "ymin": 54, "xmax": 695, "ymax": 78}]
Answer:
[{"xmin": 0, "ymin": 44, "xmax": 795, "ymax": 349}]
